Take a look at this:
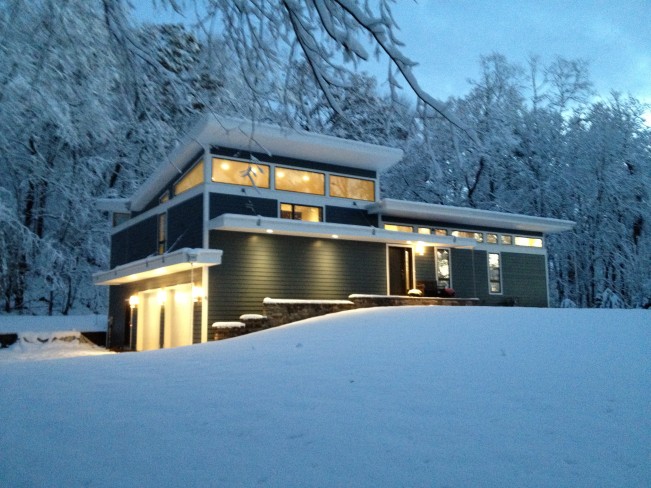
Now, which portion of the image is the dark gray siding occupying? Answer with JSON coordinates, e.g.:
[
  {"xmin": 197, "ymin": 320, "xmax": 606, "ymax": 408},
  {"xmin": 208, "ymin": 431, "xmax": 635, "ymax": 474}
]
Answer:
[
  {"xmin": 107, "ymin": 270, "xmax": 197, "ymax": 348},
  {"xmin": 208, "ymin": 231, "xmax": 387, "ymax": 323},
  {"xmin": 502, "ymin": 253, "xmax": 548, "ymax": 307},
  {"xmin": 210, "ymin": 193, "xmax": 278, "ymax": 219},
  {"xmin": 167, "ymin": 195, "xmax": 203, "ymax": 250},
  {"xmin": 110, "ymin": 216, "xmax": 158, "ymax": 268},
  {"xmin": 450, "ymin": 249, "xmax": 548, "ymax": 306},
  {"xmin": 326, "ymin": 205, "xmax": 379, "ymax": 227}
]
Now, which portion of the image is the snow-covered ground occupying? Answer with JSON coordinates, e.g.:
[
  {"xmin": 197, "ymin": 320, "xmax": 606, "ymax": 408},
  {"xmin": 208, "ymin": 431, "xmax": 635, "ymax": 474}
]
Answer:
[{"xmin": 0, "ymin": 306, "xmax": 649, "ymax": 487}]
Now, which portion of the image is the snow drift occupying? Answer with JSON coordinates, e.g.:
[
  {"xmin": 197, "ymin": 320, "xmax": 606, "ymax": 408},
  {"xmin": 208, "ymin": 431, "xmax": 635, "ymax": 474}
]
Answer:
[{"xmin": 0, "ymin": 306, "xmax": 649, "ymax": 487}]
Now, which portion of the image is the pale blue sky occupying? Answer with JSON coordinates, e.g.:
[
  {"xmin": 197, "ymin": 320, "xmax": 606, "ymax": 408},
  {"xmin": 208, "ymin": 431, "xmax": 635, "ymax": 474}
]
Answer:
[{"xmin": 138, "ymin": 1, "xmax": 650, "ymax": 109}]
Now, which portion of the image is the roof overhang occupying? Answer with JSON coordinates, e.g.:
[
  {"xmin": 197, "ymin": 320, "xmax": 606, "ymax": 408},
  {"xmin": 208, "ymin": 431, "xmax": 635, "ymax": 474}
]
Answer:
[
  {"xmin": 93, "ymin": 248, "xmax": 223, "ymax": 286},
  {"xmin": 96, "ymin": 198, "xmax": 131, "ymax": 213},
  {"xmin": 367, "ymin": 199, "xmax": 576, "ymax": 234},
  {"xmin": 129, "ymin": 115, "xmax": 404, "ymax": 212},
  {"xmin": 209, "ymin": 213, "xmax": 476, "ymax": 248}
]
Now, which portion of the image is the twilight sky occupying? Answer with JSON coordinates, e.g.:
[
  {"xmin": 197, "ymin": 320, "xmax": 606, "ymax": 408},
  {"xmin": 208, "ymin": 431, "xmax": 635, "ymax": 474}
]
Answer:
[
  {"xmin": 389, "ymin": 0, "xmax": 650, "ymax": 105},
  {"xmin": 140, "ymin": 1, "xmax": 650, "ymax": 110}
]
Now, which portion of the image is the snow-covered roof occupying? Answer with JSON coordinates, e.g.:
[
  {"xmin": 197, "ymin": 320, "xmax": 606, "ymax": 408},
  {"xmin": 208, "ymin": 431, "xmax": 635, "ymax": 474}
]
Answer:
[
  {"xmin": 367, "ymin": 199, "xmax": 576, "ymax": 234},
  {"xmin": 129, "ymin": 114, "xmax": 404, "ymax": 212},
  {"xmin": 93, "ymin": 248, "xmax": 223, "ymax": 286}
]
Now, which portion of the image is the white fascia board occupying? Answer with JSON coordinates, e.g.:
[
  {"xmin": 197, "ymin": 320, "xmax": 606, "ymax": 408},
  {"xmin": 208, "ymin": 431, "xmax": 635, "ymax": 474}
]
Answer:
[
  {"xmin": 367, "ymin": 199, "xmax": 576, "ymax": 234},
  {"xmin": 209, "ymin": 213, "xmax": 476, "ymax": 248},
  {"xmin": 93, "ymin": 248, "xmax": 223, "ymax": 286},
  {"xmin": 130, "ymin": 114, "xmax": 403, "ymax": 212}
]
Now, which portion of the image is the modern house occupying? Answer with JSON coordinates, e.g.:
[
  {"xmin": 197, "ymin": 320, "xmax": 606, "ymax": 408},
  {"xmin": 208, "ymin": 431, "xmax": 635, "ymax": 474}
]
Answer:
[{"xmin": 94, "ymin": 114, "xmax": 575, "ymax": 351}]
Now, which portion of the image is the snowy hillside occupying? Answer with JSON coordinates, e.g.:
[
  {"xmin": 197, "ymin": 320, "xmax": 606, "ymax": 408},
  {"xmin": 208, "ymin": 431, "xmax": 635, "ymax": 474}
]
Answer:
[{"xmin": 0, "ymin": 307, "xmax": 649, "ymax": 487}]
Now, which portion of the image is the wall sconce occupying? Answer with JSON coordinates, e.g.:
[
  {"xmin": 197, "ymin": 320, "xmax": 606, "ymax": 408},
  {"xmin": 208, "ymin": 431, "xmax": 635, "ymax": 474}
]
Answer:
[
  {"xmin": 192, "ymin": 286, "xmax": 204, "ymax": 303},
  {"xmin": 415, "ymin": 241, "xmax": 426, "ymax": 256},
  {"xmin": 129, "ymin": 295, "xmax": 139, "ymax": 309}
]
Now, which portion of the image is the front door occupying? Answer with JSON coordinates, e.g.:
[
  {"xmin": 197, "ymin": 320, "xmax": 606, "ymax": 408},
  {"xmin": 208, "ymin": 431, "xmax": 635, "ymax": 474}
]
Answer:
[{"xmin": 388, "ymin": 246, "xmax": 413, "ymax": 295}]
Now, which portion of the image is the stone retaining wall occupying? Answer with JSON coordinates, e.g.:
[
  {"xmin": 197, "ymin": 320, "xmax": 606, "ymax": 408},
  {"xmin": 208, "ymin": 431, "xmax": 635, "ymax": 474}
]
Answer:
[{"xmin": 349, "ymin": 295, "xmax": 479, "ymax": 309}]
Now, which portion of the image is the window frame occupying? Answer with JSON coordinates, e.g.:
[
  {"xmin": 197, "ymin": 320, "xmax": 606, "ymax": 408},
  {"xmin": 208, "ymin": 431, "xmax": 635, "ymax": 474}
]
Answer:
[
  {"xmin": 279, "ymin": 202, "xmax": 323, "ymax": 222},
  {"xmin": 211, "ymin": 157, "xmax": 270, "ymax": 189},
  {"xmin": 487, "ymin": 252, "xmax": 502, "ymax": 295},
  {"xmin": 328, "ymin": 174, "xmax": 376, "ymax": 201},
  {"xmin": 157, "ymin": 213, "xmax": 167, "ymax": 255},
  {"xmin": 173, "ymin": 160, "xmax": 204, "ymax": 196},
  {"xmin": 435, "ymin": 247, "xmax": 452, "ymax": 291}
]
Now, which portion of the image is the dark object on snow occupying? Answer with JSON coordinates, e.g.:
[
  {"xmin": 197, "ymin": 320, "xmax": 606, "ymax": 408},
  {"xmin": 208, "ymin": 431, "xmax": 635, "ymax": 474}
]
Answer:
[{"xmin": 643, "ymin": 302, "xmax": 651, "ymax": 310}]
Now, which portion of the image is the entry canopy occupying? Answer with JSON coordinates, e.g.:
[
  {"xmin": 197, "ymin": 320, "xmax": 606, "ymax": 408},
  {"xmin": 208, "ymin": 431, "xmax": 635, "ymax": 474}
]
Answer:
[{"xmin": 93, "ymin": 248, "xmax": 223, "ymax": 286}]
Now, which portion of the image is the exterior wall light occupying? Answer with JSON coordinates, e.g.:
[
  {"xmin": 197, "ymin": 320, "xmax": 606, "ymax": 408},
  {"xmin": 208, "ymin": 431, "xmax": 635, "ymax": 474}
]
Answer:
[
  {"xmin": 192, "ymin": 286, "xmax": 204, "ymax": 303},
  {"xmin": 129, "ymin": 295, "xmax": 139, "ymax": 309}
]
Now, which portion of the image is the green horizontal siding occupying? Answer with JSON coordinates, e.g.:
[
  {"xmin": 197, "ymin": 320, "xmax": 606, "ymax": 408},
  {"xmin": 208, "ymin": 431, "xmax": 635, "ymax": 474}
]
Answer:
[{"xmin": 208, "ymin": 231, "xmax": 387, "ymax": 323}]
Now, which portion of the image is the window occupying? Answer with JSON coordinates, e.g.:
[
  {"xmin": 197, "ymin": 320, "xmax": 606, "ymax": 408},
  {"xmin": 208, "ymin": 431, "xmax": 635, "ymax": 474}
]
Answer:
[
  {"xmin": 501, "ymin": 235, "xmax": 513, "ymax": 245},
  {"xmin": 329, "ymin": 175, "xmax": 375, "ymax": 201},
  {"xmin": 280, "ymin": 203, "xmax": 322, "ymax": 222},
  {"xmin": 384, "ymin": 224, "xmax": 414, "ymax": 233},
  {"xmin": 452, "ymin": 230, "xmax": 484, "ymax": 243},
  {"xmin": 159, "ymin": 191, "xmax": 169, "ymax": 204},
  {"xmin": 174, "ymin": 161, "xmax": 204, "ymax": 195},
  {"xmin": 158, "ymin": 213, "xmax": 167, "ymax": 255},
  {"xmin": 434, "ymin": 229, "xmax": 448, "ymax": 236},
  {"xmin": 515, "ymin": 236, "xmax": 543, "ymax": 247},
  {"xmin": 488, "ymin": 252, "xmax": 502, "ymax": 294},
  {"xmin": 275, "ymin": 167, "xmax": 325, "ymax": 195},
  {"xmin": 418, "ymin": 227, "xmax": 431, "ymax": 235},
  {"xmin": 486, "ymin": 233, "xmax": 498, "ymax": 244},
  {"xmin": 212, "ymin": 158, "xmax": 270, "ymax": 188},
  {"xmin": 436, "ymin": 248, "xmax": 451, "ymax": 290}
]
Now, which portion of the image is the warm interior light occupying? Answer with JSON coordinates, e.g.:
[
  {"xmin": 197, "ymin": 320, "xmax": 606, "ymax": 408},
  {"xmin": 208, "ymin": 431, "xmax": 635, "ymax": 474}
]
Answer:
[
  {"xmin": 157, "ymin": 290, "xmax": 166, "ymax": 305},
  {"xmin": 129, "ymin": 295, "xmax": 139, "ymax": 308},
  {"xmin": 406, "ymin": 240, "xmax": 413, "ymax": 244},
  {"xmin": 277, "ymin": 171, "xmax": 285, "ymax": 178},
  {"xmin": 220, "ymin": 162, "xmax": 230, "ymax": 170},
  {"xmin": 302, "ymin": 175, "xmax": 310, "ymax": 181}
]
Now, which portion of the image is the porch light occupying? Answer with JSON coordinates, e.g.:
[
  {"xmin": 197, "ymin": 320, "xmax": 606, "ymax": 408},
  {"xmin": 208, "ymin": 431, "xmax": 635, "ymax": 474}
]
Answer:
[
  {"xmin": 192, "ymin": 286, "xmax": 204, "ymax": 303},
  {"xmin": 415, "ymin": 241, "xmax": 426, "ymax": 256},
  {"xmin": 129, "ymin": 295, "xmax": 139, "ymax": 308},
  {"xmin": 266, "ymin": 229, "xmax": 274, "ymax": 233},
  {"xmin": 332, "ymin": 234, "xmax": 339, "ymax": 239},
  {"xmin": 157, "ymin": 290, "xmax": 166, "ymax": 305}
]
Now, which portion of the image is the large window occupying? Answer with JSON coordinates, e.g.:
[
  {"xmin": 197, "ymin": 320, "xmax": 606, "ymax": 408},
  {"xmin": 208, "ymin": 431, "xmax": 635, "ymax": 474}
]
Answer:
[
  {"xmin": 280, "ymin": 203, "xmax": 322, "ymax": 222},
  {"xmin": 329, "ymin": 175, "xmax": 375, "ymax": 201},
  {"xmin": 212, "ymin": 158, "xmax": 270, "ymax": 188},
  {"xmin": 488, "ymin": 252, "xmax": 502, "ymax": 294},
  {"xmin": 174, "ymin": 161, "xmax": 204, "ymax": 195},
  {"xmin": 436, "ymin": 248, "xmax": 451, "ymax": 290},
  {"xmin": 275, "ymin": 167, "xmax": 325, "ymax": 195}
]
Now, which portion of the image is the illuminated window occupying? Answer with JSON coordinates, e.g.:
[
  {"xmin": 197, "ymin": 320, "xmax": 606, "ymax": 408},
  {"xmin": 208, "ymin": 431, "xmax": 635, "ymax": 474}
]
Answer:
[
  {"xmin": 212, "ymin": 158, "xmax": 270, "ymax": 188},
  {"xmin": 501, "ymin": 235, "xmax": 513, "ymax": 245},
  {"xmin": 452, "ymin": 230, "xmax": 484, "ymax": 243},
  {"xmin": 384, "ymin": 224, "xmax": 414, "ymax": 233},
  {"xmin": 280, "ymin": 203, "xmax": 322, "ymax": 222},
  {"xmin": 434, "ymin": 229, "xmax": 448, "ymax": 236},
  {"xmin": 488, "ymin": 253, "xmax": 502, "ymax": 294},
  {"xmin": 329, "ymin": 175, "xmax": 375, "ymax": 201},
  {"xmin": 158, "ymin": 213, "xmax": 167, "ymax": 255},
  {"xmin": 486, "ymin": 233, "xmax": 498, "ymax": 244},
  {"xmin": 275, "ymin": 167, "xmax": 324, "ymax": 195},
  {"xmin": 436, "ymin": 248, "xmax": 451, "ymax": 290},
  {"xmin": 174, "ymin": 161, "xmax": 204, "ymax": 195},
  {"xmin": 159, "ymin": 191, "xmax": 169, "ymax": 204},
  {"xmin": 514, "ymin": 236, "xmax": 543, "ymax": 247},
  {"xmin": 418, "ymin": 227, "xmax": 431, "ymax": 235}
]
